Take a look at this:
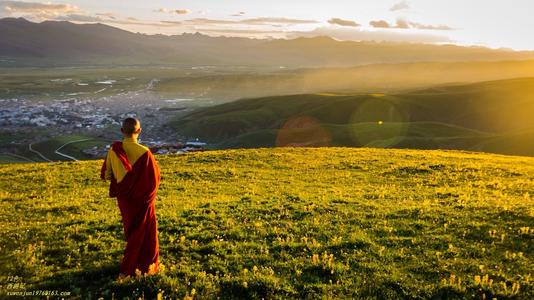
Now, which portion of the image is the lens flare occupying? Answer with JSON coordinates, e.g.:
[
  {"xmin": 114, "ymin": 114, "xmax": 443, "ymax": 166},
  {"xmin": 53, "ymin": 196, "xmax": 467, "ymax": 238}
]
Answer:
[
  {"xmin": 275, "ymin": 116, "xmax": 331, "ymax": 147},
  {"xmin": 349, "ymin": 97, "xmax": 408, "ymax": 148}
]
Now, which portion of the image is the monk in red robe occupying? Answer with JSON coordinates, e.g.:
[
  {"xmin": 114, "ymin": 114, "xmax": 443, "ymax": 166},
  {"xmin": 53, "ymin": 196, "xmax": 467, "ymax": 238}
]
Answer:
[{"xmin": 100, "ymin": 117, "xmax": 160, "ymax": 278}]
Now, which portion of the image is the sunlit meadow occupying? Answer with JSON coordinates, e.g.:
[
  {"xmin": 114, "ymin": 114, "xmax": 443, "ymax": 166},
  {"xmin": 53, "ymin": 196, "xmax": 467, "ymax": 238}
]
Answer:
[{"xmin": 1, "ymin": 148, "xmax": 533, "ymax": 299}]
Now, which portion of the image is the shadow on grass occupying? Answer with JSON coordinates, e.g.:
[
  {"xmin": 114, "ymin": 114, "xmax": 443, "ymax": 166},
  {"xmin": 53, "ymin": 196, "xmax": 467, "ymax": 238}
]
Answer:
[{"xmin": 33, "ymin": 263, "xmax": 119, "ymax": 299}]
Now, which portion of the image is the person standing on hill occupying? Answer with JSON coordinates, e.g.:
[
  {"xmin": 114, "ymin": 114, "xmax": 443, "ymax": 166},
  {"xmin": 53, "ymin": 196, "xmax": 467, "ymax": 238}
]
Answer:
[{"xmin": 100, "ymin": 117, "xmax": 160, "ymax": 278}]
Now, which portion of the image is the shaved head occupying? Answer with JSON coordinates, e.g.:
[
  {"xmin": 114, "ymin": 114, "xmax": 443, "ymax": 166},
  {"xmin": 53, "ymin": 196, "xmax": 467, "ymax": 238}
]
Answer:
[{"xmin": 121, "ymin": 117, "xmax": 141, "ymax": 136}]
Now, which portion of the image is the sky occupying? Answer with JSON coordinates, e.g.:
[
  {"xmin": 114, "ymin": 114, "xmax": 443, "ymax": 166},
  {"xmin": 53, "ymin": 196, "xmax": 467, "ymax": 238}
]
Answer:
[{"xmin": 0, "ymin": 0, "xmax": 533, "ymax": 50}]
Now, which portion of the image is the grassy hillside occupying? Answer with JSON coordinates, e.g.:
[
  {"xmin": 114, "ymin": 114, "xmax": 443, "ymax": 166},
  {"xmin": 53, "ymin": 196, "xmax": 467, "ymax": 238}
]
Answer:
[
  {"xmin": 31, "ymin": 135, "xmax": 108, "ymax": 161},
  {"xmin": 475, "ymin": 130, "xmax": 534, "ymax": 157},
  {"xmin": 217, "ymin": 122, "xmax": 491, "ymax": 150},
  {"xmin": 0, "ymin": 154, "xmax": 30, "ymax": 163},
  {"xmin": 1, "ymin": 148, "xmax": 533, "ymax": 299},
  {"xmin": 0, "ymin": 134, "xmax": 109, "ymax": 164},
  {"xmin": 171, "ymin": 78, "xmax": 534, "ymax": 156}
]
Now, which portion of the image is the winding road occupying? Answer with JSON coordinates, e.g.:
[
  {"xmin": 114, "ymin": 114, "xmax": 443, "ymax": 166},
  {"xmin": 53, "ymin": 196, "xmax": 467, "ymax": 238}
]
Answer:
[
  {"xmin": 28, "ymin": 143, "xmax": 52, "ymax": 162},
  {"xmin": 28, "ymin": 139, "xmax": 93, "ymax": 162},
  {"xmin": 54, "ymin": 139, "xmax": 93, "ymax": 161}
]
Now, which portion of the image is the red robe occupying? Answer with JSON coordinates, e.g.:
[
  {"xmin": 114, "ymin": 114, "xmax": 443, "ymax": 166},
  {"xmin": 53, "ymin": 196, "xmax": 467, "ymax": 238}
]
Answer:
[{"xmin": 100, "ymin": 142, "xmax": 160, "ymax": 276}]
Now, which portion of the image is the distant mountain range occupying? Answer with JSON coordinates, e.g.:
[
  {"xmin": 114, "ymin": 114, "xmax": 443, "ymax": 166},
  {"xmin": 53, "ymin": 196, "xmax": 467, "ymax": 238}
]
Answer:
[{"xmin": 2, "ymin": 17, "xmax": 534, "ymax": 67}]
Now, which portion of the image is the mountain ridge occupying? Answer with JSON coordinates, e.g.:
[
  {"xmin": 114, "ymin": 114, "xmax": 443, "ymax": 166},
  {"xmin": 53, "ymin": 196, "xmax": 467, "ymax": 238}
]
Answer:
[{"xmin": 2, "ymin": 18, "xmax": 534, "ymax": 67}]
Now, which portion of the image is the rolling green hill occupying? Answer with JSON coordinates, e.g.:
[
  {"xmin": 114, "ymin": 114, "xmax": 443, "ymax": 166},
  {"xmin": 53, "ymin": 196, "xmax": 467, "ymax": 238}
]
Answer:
[
  {"xmin": 171, "ymin": 78, "xmax": 534, "ymax": 156},
  {"xmin": 0, "ymin": 148, "xmax": 533, "ymax": 299},
  {"xmin": 474, "ymin": 130, "xmax": 534, "ymax": 157},
  {"xmin": 217, "ymin": 122, "xmax": 491, "ymax": 149}
]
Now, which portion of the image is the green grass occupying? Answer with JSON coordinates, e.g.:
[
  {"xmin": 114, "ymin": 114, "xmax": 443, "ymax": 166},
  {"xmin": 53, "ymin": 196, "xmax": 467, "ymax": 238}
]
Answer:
[
  {"xmin": 0, "ymin": 129, "xmax": 48, "ymax": 145},
  {"xmin": 0, "ymin": 129, "xmax": 51, "ymax": 163},
  {"xmin": 30, "ymin": 135, "xmax": 108, "ymax": 161},
  {"xmin": 0, "ymin": 154, "xmax": 28, "ymax": 164},
  {"xmin": 218, "ymin": 122, "xmax": 492, "ymax": 149},
  {"xmin": 170, "ymin": 78, "xmax": 534, "ymax": 156},
  {"xmin": 58, "ymin": 139, "xmax": 109, "ymax": 160},
  {"xmin": 1, "ymin": 148, "xmax": 533, "ymax": 299},
  {"xmin": 473, "ymin": 129, "xmax": 534, "ymax": 157},
  {"xmin": 0, "ymin": 131, "xmax": 110, "ymax": 163}
]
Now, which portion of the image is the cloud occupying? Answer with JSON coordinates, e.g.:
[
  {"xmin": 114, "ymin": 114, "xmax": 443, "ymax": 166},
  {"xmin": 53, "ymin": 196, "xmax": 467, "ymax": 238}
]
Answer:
[
  {"xmin": 195, "ymin": 28, "xmax": 284, "ymax": 37},
  {"xmin": 0, "ymin": 0, "xmax": 78, "ymax": 14},
  {"xmin": 231, "ymin": 11, "xmax": 245, "ymax": 17},
  {"xmin": 46, "ymin": 13, "xmax": 183, "ymax": 28},
  {"xmin": 50, "ymin": 13, "xmax": 172, "ymax": 27},
  {"xmin": 54, "ymin": 14, "xmax": 103, "ymax": 22},
  {"xmin": 390, "ymin": 1, "xmax": 410, "ymax": 11},
  {"xmin": 96, "ymin": 12, "xmax": 116, "ymax": 20},
  {"xmin": 160, "ymin": 20, "xmax": 182, "ymax": 25},
  {"xmin": 170, "ymin": 17, "xmax": 320, "ymax": 38},
  {"xmin": 184, "ymin": 18, "xmax": 236, "ymax": 25},
  {"xmin": 155, "ymin": 8, "xmax": 191, "ymax": 15},
  {"xmin": 161, "ymin": 16, "xmax": 319, "ymax": 37},
  {"xmin": 243, "ymin": 17, "xmax": 319, "ymax": 25},
  {"xmin": 409, "ymin": 22, "xmax": 453, "ymax": 30},
  {"xmin": 369, "ymin": 18, "xmax": 453, "ymax": 30},
  {"xmin": 0, "ymin": 0, "xmax": 80, "ymax": 19},
  {"xmin": 175, "ymin": 9, "xmax": 190, "ymax": 15},
  {"xmin": 106, "ymin": 18, "xmax": 184, "ymax": 28},
  {"xmin": 395, "ymin": 19, "xmax": 410, "ymax": 29},
  {"xmin": 328, "ymin": 18, "xmax": 360, "ymax": 27},
  {"xmin": 0, "ymin": 0, "xmax": 138, "ymax": 26},
  {"xmin": 288, "ymin": 26, "xmax": 451, "ymax": 44},
  {"xmin": 0, "ymin": 1, "xmax": 187, "ymax": 29},
  {"xmin": 369, "ymin": 20, "xmax": 391, "ymax": 28},
  {"xmin": 183, "ymin": 17, "xmax": 319, "ymax": 26}
]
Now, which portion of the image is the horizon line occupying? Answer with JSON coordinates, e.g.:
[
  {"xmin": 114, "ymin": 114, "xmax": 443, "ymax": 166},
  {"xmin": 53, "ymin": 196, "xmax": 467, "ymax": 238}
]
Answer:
[{"xmin": 2, "ymin": 17, "xmax": 532, "ymax": 52}]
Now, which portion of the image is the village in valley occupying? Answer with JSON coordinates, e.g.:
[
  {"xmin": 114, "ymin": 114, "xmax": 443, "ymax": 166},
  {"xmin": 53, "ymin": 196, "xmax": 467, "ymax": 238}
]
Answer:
[{"xmin": 0, "ymin": 84, "xmax": 208, "ymax": 161}]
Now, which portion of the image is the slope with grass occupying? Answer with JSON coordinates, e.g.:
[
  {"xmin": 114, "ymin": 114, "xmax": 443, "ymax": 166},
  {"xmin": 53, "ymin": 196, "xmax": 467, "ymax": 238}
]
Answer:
[
  {"xmin": 29, "ymin": 135, "xmax": 108, "ymax": 162},
  {"xmin": 1, "ymin": 148, "xmax": 533, "ymax": 299},
  {"xmin": 217, "ymin": 122, "xmax": 491, "ymax": 150},
  {"xmin": 170, "ymin": 78, "xmax": 534, "ymax": 156}
]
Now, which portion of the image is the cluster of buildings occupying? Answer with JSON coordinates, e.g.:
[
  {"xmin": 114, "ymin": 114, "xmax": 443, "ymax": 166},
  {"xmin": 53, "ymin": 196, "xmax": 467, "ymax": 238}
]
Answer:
[
  {"xmin": 149, "ymin": 140, "xmax": 207, "ymax": 155},
  {"xmin": 1, "ymin": 91, "xmax": 208, "ymax": 160},
  {"xmin": 0, "ymin": 98, "xmax": 119, "ymax": 129},
  {"xmin": 83, "ymin": 140, "xmax": 207, "ymax": 158}
]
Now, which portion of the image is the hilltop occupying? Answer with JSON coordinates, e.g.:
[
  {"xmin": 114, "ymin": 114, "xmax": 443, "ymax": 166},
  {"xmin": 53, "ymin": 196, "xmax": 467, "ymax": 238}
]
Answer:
[
  {"xmin": 0, "ymin": 148, "xmax": 533, "ymax": 299},
  {"xmin": 171, "ymin": 77, "xmax": 534, "ymax": 156}
]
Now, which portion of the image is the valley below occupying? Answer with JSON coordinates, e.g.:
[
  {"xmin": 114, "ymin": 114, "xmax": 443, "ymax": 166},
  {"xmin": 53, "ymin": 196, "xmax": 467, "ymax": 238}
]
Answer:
[{"xmin": 3, "ymin": 61, "xmax": 534, "ymax": 163}]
